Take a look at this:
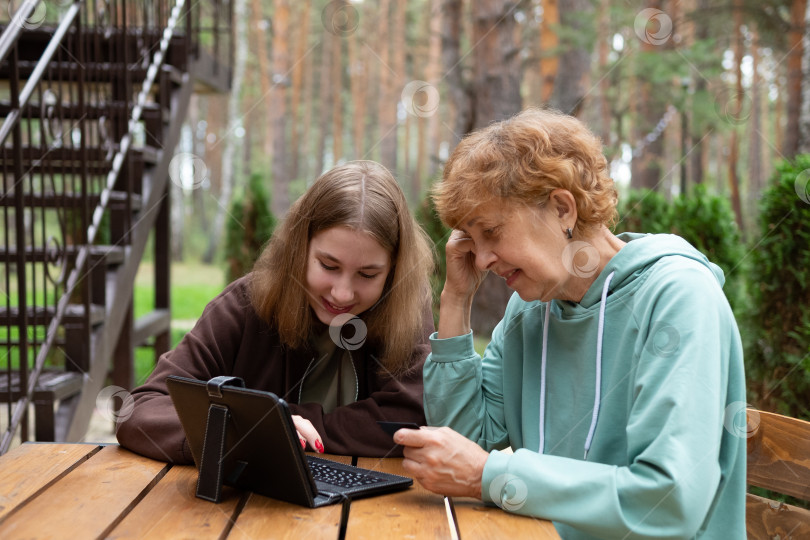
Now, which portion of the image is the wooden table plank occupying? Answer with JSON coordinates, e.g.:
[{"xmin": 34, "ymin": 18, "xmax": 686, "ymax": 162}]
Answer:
[
  {"xmin": 107, "ymin": 465, "xmax": 243, "ymax": 539},
  {"xmin": 227, "ymin": 454, "xmax": 351, "ymax": 540},
  {"xmin": 0, "ymin": 443, "xmax": 100, "ymax": 522},
  {"xmin": 346, "ymin": 456, "xmax": 452, "ymax": 539},
  {"xmin": 0, "ymin": 445, "xmax": 168, "ymax": 539},
  {"xmin": 229, "ymin": 492, "xmax": 343, "ymax": 540},
  {"xmin": 451, "ymin": 497, "xmax": 560, "ymax": 539}
]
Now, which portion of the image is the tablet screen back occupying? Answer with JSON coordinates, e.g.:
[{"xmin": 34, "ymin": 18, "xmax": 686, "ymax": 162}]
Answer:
[{"xmin": 166, "ymin": 375, "xmax": 318, "ymax": 507}]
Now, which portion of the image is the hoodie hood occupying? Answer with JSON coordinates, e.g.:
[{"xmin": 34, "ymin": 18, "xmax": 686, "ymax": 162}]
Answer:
[{"xmin": 573, "ymin": 232, "xmax": 725, "ymax": 311}]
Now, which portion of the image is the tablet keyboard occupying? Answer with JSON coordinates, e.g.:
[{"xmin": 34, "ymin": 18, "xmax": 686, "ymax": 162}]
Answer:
[{"xmin": 308, "ymin": 458, "xmax": 387, "ymax": 488}]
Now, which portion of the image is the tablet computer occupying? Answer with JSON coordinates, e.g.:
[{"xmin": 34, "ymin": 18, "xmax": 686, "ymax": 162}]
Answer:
[{"xmin": 166, "ymin": 375, "xmax": 413, "ymax": 507}]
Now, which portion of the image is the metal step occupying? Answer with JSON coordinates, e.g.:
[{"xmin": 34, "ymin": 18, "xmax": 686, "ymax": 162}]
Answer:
[
  {"xmin": 0, "ymin": 245, "xmax": 125, "ymax": 266},
  {"xmin": 0, "ymin": 370, "xmax": 84, "ymax": 402},
  {"xmin": 0, "ymin": 59, "xmax": 187, "ymax": 86},
  {"xmin": 0, "ymin": 370, "xmax": 85, "ymax": 442},
  {"xmin": 132, "ymin": 308, "xmax": 171, "ymax": 347},
  {"xmin": 0, "ymin": 303, "xmax": 105, "ymax": 327},
  {"xmin": 0, "ymin": 101, "xmax": 161, "ymax": 122},
  {"xmin": 1, "ymin": 26, "xmax": 188, "ymax": 68},
  {"xmin": 0, "ymin": 145, "xmax": 158, "ymax": 170},
  {"xmin": 0, "ymin": 190, "xmax": 143, "ymax": 211}
]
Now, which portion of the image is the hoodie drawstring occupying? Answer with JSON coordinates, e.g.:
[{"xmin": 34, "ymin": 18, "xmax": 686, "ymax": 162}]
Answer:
[{"xmin": 538, "ymin": 271, "xmax": 615, "ymax": 460}]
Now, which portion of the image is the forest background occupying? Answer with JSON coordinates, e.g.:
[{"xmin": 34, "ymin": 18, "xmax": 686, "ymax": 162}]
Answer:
[{"xmin": 159, "ymin": 0, "xmax": 810, "ymax": 420}]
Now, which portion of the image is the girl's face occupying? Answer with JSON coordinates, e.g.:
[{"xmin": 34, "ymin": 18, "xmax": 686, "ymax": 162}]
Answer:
[{"xmin": 305, "ymin": 226, "xmax": 392, "ymax": 325}]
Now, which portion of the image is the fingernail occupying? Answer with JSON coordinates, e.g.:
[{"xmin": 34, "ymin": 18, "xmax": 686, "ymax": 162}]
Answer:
[
  {"xmin": 315, "ymin": 440, "xmax": 324, "ymax": 453},
  {"xmin": 300, "ymin": 438, "xmax": 306, "ymax": 449}
]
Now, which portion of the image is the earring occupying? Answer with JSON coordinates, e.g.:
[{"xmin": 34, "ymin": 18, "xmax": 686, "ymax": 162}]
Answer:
[{"xmin": 566, "ymin": 228, "xmax": 573, "ymax": 239}]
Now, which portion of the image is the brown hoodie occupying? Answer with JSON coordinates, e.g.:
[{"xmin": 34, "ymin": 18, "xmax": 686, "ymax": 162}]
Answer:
[{"xmin": 116, "ymin": 275, "xmax": 432, "ymax": 463}]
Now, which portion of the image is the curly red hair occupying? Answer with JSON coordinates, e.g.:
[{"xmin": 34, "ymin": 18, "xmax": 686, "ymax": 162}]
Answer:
[{"xmin": 433, "ymin": 108, "xmax": 618, "ymax": 236}]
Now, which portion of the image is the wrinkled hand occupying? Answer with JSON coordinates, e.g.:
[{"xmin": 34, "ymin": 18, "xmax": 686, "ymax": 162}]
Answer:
[
  {"xmin": 443, "ymin": 230, "xmax": 487, "ymax": 302},
  {"xmin": 395, "ymin": 426, "xmax": 488, "ymax": 498},
  {"xmin": 292, "ymin": 414, "xmax": 324, "ymax": 453}
]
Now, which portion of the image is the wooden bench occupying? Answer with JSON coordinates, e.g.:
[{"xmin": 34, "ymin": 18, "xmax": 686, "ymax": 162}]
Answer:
[{"xmin": 746, "ymin": 408, "xmax": 810, "ymax": 538}]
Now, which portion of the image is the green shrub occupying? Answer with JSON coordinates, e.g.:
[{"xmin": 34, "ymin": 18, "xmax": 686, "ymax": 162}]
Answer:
[
  {"xmin": 224, "ymin": 173, "xmax": 276, "ymax": 284},
  {"xmin": 745, "ymin": 155, "xmax": 810, "ymax": 419},
  {"xmin": 415, "ymin": 194, "xmax": 450, "ymax": 325},
  {"xmin": 615, "ymin": 188, "xmax": 674, "ymax": 235},
  {"xmin": 615, "ymin": 185, "xmax": 746, "ymax": 312}
]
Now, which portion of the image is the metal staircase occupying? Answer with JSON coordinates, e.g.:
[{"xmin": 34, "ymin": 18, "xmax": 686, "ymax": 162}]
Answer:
[{"xmin": 0, "ymin": 0, "xmax": 231, "ymax": 453}]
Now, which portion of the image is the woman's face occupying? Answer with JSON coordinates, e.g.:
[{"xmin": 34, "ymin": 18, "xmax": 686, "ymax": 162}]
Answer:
[
  {"xmin": 305, "ymin": 226, "xmax": 392, "ymax": 325},
  {"xmin": 460, "ymin": 199, "xmax": 576, "ymax": 302}
]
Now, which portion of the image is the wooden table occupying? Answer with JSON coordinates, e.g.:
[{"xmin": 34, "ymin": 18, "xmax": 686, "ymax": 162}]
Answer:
[{"xmin": 0, "ymin": 443, "xmax": 560, "ymax": 539}]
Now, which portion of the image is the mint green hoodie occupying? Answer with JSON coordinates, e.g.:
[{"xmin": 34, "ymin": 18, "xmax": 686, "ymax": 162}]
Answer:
[{"xmin": 424, "ymin": 233, "xmax": 746, "ymax": 539}]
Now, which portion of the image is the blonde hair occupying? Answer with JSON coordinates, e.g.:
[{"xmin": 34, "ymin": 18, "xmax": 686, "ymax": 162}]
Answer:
[
  {"xmin": 433, "ymin": 108, "xmax": 618, "ymax": 235},
  {"xmin": 249, "ymin": 161, "xmax": 433, "ymax": 375}
]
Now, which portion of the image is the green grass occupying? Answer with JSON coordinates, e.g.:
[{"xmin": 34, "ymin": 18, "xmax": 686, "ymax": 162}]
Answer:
[
  {"xmin": 132, "ymin": 262, "xmax": 225, "ymax": 383},
  {"xmin": 133, "ymin": 328, "xmax": 192, "ymax": 385},
  {"xmin": 133, "ymin": 262, "xmax": 225, "ymax": 319},
  {"xmin": 2, "ymin": 262, "xmax": 226, "ymax": 382},
  {"xmin": 474, "ymin": 335, "xmax": 490, "ymax": 357}
]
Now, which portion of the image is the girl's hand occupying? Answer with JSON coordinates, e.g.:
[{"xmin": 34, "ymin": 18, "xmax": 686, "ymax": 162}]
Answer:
[{"xmin": 291, "ymin": 414, "xmax": 324, "ymax": 453}]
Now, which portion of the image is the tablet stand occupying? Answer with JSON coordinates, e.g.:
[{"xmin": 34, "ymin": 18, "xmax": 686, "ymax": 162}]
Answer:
[{"xmin": 195, "ymin": 376, "xmax": 245, "ymax": 503}]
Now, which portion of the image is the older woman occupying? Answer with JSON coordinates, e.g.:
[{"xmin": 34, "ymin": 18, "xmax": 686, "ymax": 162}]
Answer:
[{"xmin": 395, "ymin": 109, "xmax": 746, "ymax": 539}]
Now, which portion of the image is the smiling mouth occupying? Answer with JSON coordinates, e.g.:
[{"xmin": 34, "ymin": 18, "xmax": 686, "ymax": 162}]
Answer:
[
  {"xmin": 322, "ymin": 298, "xmax": 354, "ymax": 314},
  {"xmin": 501, "ymin": 269, "xmax": 520, "ymax": 287}
]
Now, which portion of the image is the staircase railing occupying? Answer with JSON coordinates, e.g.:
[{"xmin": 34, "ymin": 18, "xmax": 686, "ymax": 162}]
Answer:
[{"xmin": 0, "ymin": 0, "xmax": 231, "ymax": 453}]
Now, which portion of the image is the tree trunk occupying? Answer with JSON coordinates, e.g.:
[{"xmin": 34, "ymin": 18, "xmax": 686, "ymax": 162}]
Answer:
[
  {"xmin": 193, "ymin": 99, "xmax": 210, "ymax": 234},
  {"xmin": 539, "ymin": 0, "xmax": 559, "ymax": 105},
  {"xmin": 348, "ymin": 13, "xmax": 367, "ymax": 159},
  {"xmin": 548, "ymin": 0, "xmax": 592, "ymax": 116},
  {"xmin": 799, "ymin": 0, "xmax": 810, "ymax": 153},
  {"xmin": 203, "ymin": 0, "xmax": 248, "ymax": 263},
  {"xmin": 749, "ymin": 30, "xmax": 763, "ymax": 204},
  {"xmin": 784, "ymin": 0, "xmax": 807, "ymax": 158},
  {"xmin": 775, "ymin": 68, "xmax": 785, "ymax": 157},
  {"xmin": 469, "ymin": 0, "xmax": 523, "ymax": 336},
  {"xmin": 314, "ymin": 34, "xmax": 333, "ymax": 178},
  {"xmin": 377, "ymin": 0, "xmax": 398, "ymax": 171},
  {"xmin": 690, "ymin": 0, "xmax": 709, "ymax": 186},
  {"xmin": 170, "ymin": 124, "xmax": 191, "ymax": 261},
  {"xmin": 727, "ymin": 0, "xmax": 744, "ymax": 231},
  {"xmin": 363, "ymin": 5, "xmax": 380, "ymax": 162},
  {"xmin": 631, "ymin": 85, "xmax": 666, "ymax": 191},
  {"xmin": 442, "ymin": 0, "xmax": 472, "ymax": 145},
  {"xmin": 394, "ymin": 0, "xmax": 407, "ymax": 177},
  {"xmin": 426, "ymin": 0, "xmax": 442, "ymax": 178},
  {"xmin": 250, "ymin": 0, "xmax": 271, "ymax": 168},
  {"xmin": 204, "ymin": 94, "xmax": 227, "ymax": 197},
  {"xmin": 300, "ymin": 17, "xmax": 315, "ymax": 182},
  {"xmin": 289, "ymin": 0, "xmax": 311, "ymax": 182},
  {"xmin": 597, "ymin": 0, "xmax": 611, "ymax": 147},
  {"xmin": 331, "ymin": 28, "xmax": 344, "ymax": 165},
  {"xmin": 471, "ymin": 0, "xmax": 522, "ymax": 127},
  {"xmin": 631, "ymin": 0, "xmax": 670, "ymax": 191},
  {"xmin": 270, "ymin": 0, "xmax": 290, "ymax": 216}
]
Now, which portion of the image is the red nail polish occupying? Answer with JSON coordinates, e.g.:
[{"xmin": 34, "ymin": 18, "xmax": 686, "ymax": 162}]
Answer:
[
  {"xmin": 300, "ymin": 438, "xmax": 306, "ymax": 449},
  {"xmin": 315, "ymin": 440, "xmax": 324, "ymax": 453}
]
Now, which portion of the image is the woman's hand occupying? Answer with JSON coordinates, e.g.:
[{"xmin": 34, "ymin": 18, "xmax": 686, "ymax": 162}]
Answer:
[
  {"xmin": 292, "ymin": 414, "xmax": 324, "ymax": 453},
  {"xmin": 395, "ymin": 426, "xmax": 489, "ymax": 498},
  {"xmin": 443, "ymin": 230, "xmax": 487, "ymax": 301},
  {"xmin": 438, "ymin": 230, "xmax": 487, "ymax": 338}
]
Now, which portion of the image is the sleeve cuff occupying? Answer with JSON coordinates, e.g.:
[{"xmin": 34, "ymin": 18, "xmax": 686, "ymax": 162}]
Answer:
[
  {"xmin": 428, "ymin": 331, "xmax": 476, "ymax": 362},
  {"xmin": 481, "ymin": 449, "xmax": 512, "ymax": 504}
]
